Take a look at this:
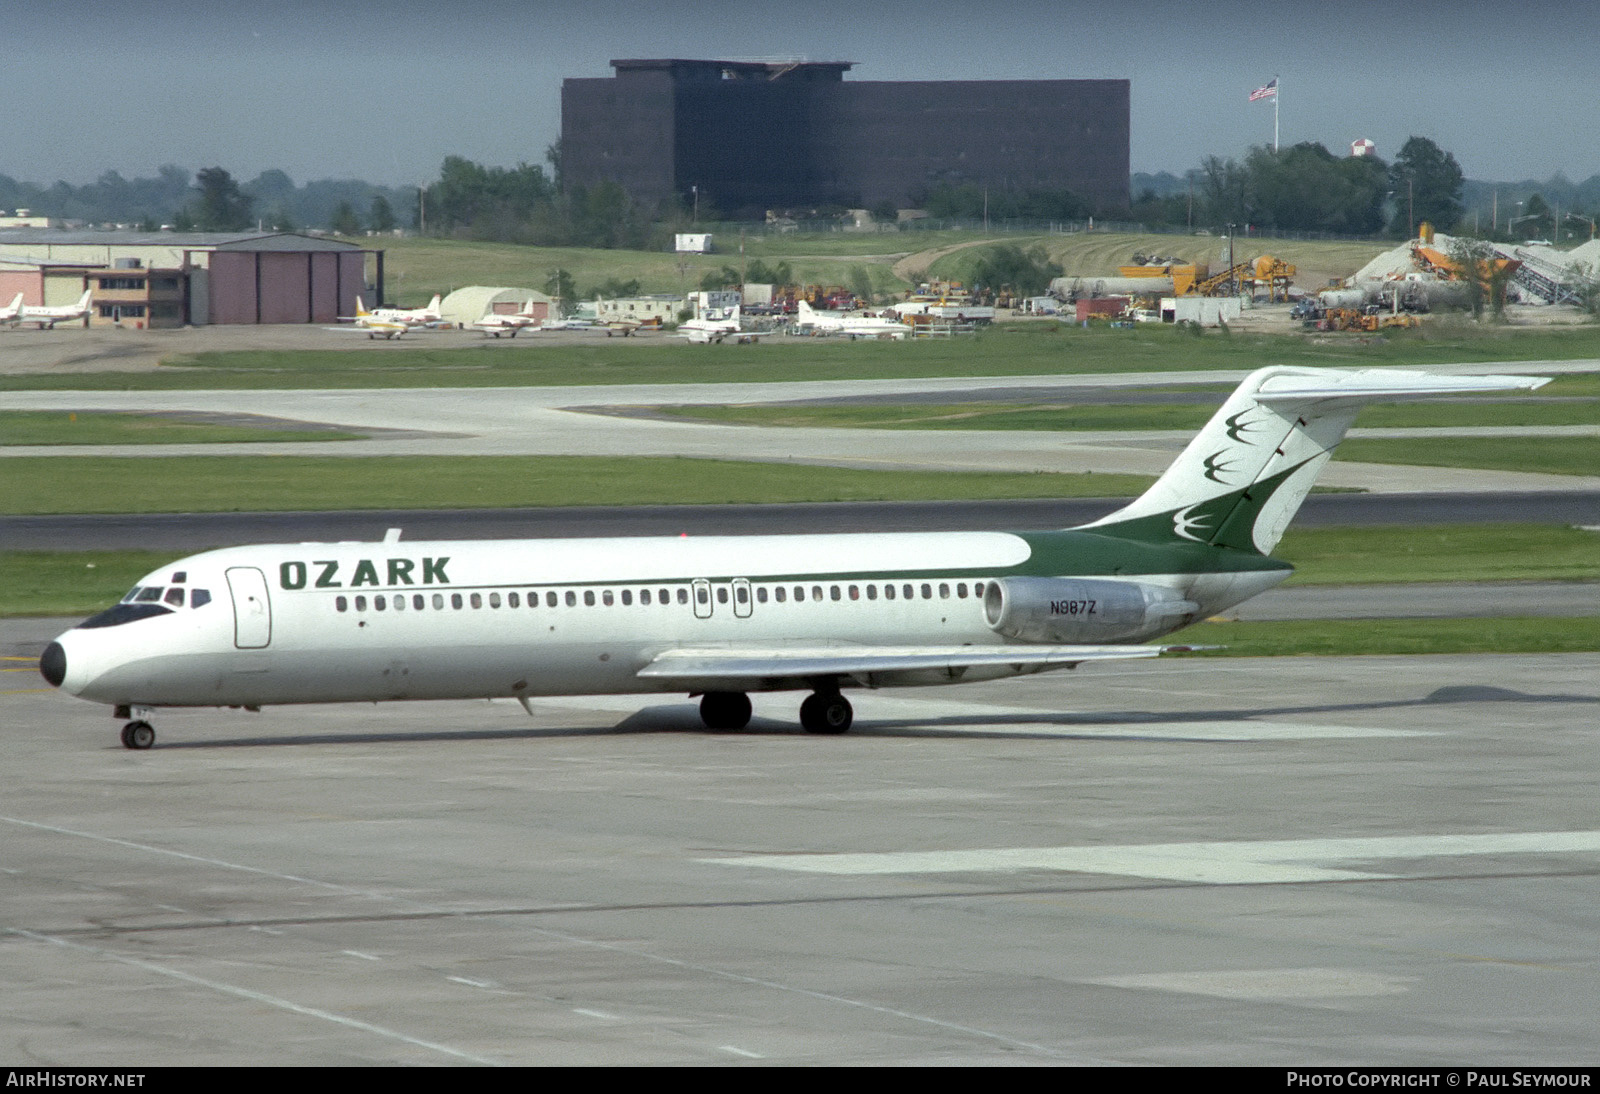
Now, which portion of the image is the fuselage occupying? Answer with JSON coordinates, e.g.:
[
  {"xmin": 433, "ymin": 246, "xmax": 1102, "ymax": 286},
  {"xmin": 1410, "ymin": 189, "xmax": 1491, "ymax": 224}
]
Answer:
[{"xmin": 43, "ymin": 528, "xmax": 1290, "ymax": 711}]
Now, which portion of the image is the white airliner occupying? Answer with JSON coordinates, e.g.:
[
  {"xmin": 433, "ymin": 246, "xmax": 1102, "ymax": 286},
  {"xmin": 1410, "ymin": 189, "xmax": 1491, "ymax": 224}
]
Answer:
[
  {"xmin": 40, "ymin": 366, "xmax": 1545, "ymax": 749},
  {"xmin": 0, "ymin": 292, "xmax": 24, "ymax": 324},
  {"xmin": 472, "ymin": 299, "xmax": 543, "ymax": 338},
  {"xmin": 794, "ymin": 299, "xmax": 909, "ymax": 340},
  {"xmin": 16, "ymin": 289, "xmax": 93, "ymax": 329}
]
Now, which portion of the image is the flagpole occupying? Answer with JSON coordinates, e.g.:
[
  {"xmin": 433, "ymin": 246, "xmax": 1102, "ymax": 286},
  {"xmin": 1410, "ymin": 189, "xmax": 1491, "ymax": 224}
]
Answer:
[{"xmin": 1274, "ymin": 75, "xmax": 1280, "ymax": 151}]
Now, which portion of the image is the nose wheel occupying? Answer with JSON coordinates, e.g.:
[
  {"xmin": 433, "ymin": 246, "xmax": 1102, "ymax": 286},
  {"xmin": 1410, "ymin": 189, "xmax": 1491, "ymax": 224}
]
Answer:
[{"xmin": 120, "ymin": 721, "xmax": 155, "ymax": 750}]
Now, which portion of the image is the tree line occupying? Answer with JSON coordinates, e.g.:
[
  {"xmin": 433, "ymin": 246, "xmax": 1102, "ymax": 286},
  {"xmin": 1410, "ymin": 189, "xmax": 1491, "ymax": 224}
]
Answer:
[
  {"xmin": 0, "ymin": 165, "xmax": 412, "ymax": 234},
  {"xmin": 8, "ymin": 135, "xmax": 1596, "ymax": 247},
  {"xmin": 1132, "ymin": 137, "xmax": 1600, "ymax": 243}
]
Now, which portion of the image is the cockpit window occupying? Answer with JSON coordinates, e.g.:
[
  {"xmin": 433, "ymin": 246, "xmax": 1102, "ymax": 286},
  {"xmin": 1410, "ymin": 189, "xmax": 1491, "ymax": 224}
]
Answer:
[
  {"xmin": 164, "ymin": 588, "xmax": 185, "ymax": 606},
  {"xmin": 191, "ymin": 589, "xmax": 211, "ymax": 608},
  {"xmin": 122, "ymin": 587, "xmax": 143, "ymax": 603},
  {"xmin": 135, "ymin": 587, "xmax": 164, "ymax": 602},
  {"xmin": 79, "ymin": 603, "xmax": 174, "ymax": 629}
]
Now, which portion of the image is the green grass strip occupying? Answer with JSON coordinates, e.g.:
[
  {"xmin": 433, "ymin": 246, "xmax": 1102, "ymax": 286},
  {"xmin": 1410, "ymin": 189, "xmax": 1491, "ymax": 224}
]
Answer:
[
  {"xmin": 0, "ymin": 411, "xmax": 359, "ymax": 446},
  {"xmin": 653, "ymin": 395, "xmax": 1600, "ymax": 432},
  {"xmin": 0, "ymin": 455, "xmax": 1154, "ymax": 515},
  {"xmin": 1175, "ymin": 616, "xmax": 1600, "ymax": 656},
  {"xmin": 1337, "ymin": 436, "xmax": 1600, "ymax": 477},
  {"xmin": 1277, "ymin": 523, "xmax": 1600, "ymax": 584}
]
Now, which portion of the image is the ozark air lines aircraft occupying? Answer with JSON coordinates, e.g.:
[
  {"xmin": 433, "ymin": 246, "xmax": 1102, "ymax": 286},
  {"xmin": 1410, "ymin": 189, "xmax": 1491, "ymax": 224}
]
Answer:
[{"xmin": 40, "ymin": 366, "xmax": 1545, "ymax": 749}]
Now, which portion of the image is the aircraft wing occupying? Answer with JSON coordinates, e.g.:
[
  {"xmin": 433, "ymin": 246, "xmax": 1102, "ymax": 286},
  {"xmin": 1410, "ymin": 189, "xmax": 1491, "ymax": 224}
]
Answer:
[{"xmin": 638, "ymin": 643, "xmax": 1166, "ymax": 690}]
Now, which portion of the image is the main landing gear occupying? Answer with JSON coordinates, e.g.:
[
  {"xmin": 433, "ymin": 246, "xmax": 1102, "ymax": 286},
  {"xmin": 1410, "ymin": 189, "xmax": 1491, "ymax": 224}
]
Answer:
[
  {"xmin": 799, "ymin": 692, "xmax": 852, "ymax": 735},
  {"xmin": 696, "ymin": 690, "xmax": 854, "ymax": 734},
  {"xmin": 115, "ymin": 705, "xmax": 156, "ymax": 750}
]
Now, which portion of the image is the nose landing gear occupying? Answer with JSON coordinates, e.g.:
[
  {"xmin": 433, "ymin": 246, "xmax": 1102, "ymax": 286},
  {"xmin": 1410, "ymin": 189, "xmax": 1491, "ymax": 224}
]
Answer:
[{"xmin": 115, "ymin": 705, "xmax": 156, "ymax": 750}]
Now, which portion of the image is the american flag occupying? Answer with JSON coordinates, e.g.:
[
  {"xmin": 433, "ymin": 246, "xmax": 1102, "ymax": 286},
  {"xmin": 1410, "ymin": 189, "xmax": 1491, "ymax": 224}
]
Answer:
[{"xmin": 1249, "ymin": 78, "xmax": 1278, "ymax": 102}]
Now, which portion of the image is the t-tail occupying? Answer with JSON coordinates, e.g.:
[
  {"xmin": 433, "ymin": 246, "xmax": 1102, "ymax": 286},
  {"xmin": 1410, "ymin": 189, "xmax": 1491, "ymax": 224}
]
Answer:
[{"xmin": 1082, "ymin": 366, "xmax": 1549, "ymax": 555}]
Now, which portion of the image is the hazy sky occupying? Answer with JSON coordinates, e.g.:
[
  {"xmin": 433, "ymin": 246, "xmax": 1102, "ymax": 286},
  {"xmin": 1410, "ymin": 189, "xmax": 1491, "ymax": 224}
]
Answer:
[{"xmin": 6, "ymin": 0, "xmax": 1595, "ymax": 190}]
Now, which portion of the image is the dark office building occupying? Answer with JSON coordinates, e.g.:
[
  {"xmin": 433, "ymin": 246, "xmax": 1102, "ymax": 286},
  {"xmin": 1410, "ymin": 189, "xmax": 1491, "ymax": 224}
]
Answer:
[{"xmin": 561, "ymin": 59, "xmax": 1129, "ymax": 216}]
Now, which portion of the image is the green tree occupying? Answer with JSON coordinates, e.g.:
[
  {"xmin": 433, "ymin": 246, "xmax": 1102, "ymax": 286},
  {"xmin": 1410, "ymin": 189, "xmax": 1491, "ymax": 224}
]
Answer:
[
  {"xmin": 1246, "ymin": 142, "xmax": 1387, "ymax": 234},
  {"xmin": 848, "ymin": 265, "xmax": 876, "ymax": 307},
  {"xmin": 1448, "ymin": 237, "xmax": 1518, "ymax": 321},
  {"xmin": 544, "ymin": 268, "xmax": 575, "ymax": 315},
  {"xmin": 699, "ymin": 265, "xmax": 741, "ymax": 291},
  {"xmin": 1199, "ymin": 155, "xmax": 1253, "ymax": 228},
  {"xmin": 1388, "ymin": 136, "xmax": 1464, "ymax": 235},
  {"xmin": 329, "ymin": 201, "xmax": 361, "ymax": 235},
  {"xmin": 966, "ymin": 244, "xmax": 1063, "ymax": 297},
  {"xmin": 192, "ymin": 167, "xmax": 253, "ymax": 231},
  {"xmin": 743, "ymin": 259, "xmax": 793, "ymax": 286},
  {"xmin": 369, "ymin": 194, "xmax": 396, "ymax": 233}
]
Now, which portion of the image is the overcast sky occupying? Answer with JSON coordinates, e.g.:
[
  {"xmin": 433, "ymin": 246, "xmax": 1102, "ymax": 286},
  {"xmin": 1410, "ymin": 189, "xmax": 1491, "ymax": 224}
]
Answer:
[{"xmin": 6, "ymin": 0, "xmax": 1595, "ymax": 191}]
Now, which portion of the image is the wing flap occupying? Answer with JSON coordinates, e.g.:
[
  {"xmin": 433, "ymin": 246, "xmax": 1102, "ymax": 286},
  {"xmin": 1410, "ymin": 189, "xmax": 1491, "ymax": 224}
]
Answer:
[{"xmin": 638, "ymin": 644, "xmax": 1164, "ymax": 689}]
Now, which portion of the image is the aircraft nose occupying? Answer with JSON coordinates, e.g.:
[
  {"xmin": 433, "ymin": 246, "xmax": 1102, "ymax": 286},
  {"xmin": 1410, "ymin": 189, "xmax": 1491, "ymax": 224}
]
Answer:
[{"xmin": 40, "ymin": 641, "xmax": 66, "ymax": 688}]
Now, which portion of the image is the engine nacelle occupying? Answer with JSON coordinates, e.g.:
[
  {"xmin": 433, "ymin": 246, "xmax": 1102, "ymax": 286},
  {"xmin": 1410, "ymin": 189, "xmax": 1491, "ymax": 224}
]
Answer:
[{"xmin": 983, "ymin": 577, "xmax": 1198, "ymax": 644}]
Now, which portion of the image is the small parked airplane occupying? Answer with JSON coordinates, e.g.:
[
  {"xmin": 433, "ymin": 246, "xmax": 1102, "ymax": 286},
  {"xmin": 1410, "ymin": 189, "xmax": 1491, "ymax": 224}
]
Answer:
[
  {"xmin": 16, "ymin": 289, "xmax": 93, "ymax": 329},
  {"xmin": 794, "ymin": 299, "xmax": 908, "ymax": 340},
  {"xmin": 40, "ymin": 366, "xmax": 1545, "ymax": 749},
  {"xmin": 340, "ymin": 295, "xmax": 444, "ymax": 331},
  {"xmin": 472, "ymin": 299, "xmax": 543, "ymax": 338}
]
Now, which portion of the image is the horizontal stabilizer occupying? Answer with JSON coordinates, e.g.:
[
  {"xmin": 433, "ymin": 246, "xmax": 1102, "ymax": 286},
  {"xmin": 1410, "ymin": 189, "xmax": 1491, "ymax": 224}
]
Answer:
[{"xmin": 1253, "ymin": 369, "xmax": 1548, "ymax": 404}]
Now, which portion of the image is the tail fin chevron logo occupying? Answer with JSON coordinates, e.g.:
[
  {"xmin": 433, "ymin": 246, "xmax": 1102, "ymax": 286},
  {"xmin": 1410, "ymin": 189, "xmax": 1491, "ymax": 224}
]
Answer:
[{"xmin": 1202, "ymin": 452, "xmax": 1240, "ymax": 483}]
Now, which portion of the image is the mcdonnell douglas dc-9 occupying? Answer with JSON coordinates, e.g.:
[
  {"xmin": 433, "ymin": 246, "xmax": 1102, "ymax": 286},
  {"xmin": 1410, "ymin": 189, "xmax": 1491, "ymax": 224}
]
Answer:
[{"xmin": 40, "ymin": 366, "xmax": 1544, "ymax": 749}]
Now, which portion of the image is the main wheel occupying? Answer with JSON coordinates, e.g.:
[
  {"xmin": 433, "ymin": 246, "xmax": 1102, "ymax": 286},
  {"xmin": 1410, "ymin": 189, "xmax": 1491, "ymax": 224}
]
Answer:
[
  {"xmin": 700, "ymin": 691, "xmax": 752, "ymax": 731},
  {"xmin": 799, "ymin": 693, "xmax": 852, "ymax": 734},
  {"xmin": 120, "ymin": 721, "xmax": 155, "ymax": 750}
]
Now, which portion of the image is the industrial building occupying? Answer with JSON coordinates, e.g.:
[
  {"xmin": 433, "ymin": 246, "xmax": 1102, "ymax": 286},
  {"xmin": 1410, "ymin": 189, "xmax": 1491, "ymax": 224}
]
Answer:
[
  {"xmin": 561, "ymin": 59, "xmax": 1129, "ymax": 217},
  {"xmin": 0, "ymin": 230, "xmax": 381, "ymax": 326}
]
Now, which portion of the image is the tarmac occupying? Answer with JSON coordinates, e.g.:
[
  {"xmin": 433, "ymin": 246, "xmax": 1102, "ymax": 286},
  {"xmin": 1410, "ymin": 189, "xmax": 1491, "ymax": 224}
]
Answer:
[{"xmin": 4, "ymin": 615, "xmax": 1598, "ymax": 1066}]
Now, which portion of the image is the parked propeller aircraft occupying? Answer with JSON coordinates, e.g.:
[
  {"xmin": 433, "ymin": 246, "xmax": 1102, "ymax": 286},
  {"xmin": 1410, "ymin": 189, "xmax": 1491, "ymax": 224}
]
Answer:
[
  {"xmin": 13, "ymin": 290, "xmax": 93, "ymax": 329},
  {"xmin": 40, "ymin": 366, "xmax": 1545, "ymax": 749},
  {"xmin": 794, "ymin": 299, "xmax": 909, "ymax": 339},
  {"xmin": 472, "ymin": 299, "xmax": 543, "ymax": 338},
  {"xmin": 350, "ymin": 294, "xmax": 444, "ymax": 328}
]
